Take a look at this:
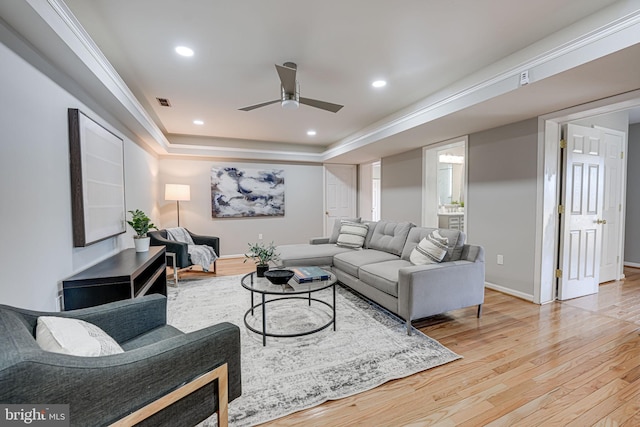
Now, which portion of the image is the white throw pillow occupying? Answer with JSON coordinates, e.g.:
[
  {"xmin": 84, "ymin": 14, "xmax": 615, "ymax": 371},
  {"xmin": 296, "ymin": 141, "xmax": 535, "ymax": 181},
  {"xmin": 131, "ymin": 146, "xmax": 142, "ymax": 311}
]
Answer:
[
  {"xmin": 36, "ymin": 316, "xmax": 124, "ymax": 357},
  {"xmin": 336, "ymin": 221, "xmax": 369, "ymax": 249},
  {"xmin": 410, "ymin": 230, "xmax": 449, "ymax": 265}
]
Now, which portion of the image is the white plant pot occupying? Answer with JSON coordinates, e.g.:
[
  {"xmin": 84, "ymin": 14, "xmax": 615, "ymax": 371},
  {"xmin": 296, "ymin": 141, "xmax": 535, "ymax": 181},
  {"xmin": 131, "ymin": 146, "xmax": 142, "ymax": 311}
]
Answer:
[{"xmin": 134, "ymin": 236, "xmax": 150, "ymax": 252}]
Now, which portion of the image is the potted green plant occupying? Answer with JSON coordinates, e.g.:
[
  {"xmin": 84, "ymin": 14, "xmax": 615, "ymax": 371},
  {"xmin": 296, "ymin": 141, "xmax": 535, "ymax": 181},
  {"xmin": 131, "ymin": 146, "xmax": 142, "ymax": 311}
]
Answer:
[
  {"xmin": 244, "ymin": 241, "xmax": 279, "ymax": 277},
  {"xmin": 126, "ymin": 209, "xmax": 158, "ymax": 252}
]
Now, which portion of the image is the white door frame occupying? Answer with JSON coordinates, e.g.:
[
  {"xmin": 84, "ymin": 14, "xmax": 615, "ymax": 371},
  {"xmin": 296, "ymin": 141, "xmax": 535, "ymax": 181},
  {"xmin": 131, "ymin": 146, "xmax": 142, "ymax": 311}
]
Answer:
[{"xmin": 535, "ymin": 90, "xmax": 638, "ymax": 304}]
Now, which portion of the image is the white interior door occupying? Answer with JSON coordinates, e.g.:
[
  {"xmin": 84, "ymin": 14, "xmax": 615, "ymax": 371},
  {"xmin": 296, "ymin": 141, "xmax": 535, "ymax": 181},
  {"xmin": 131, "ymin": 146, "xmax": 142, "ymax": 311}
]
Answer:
[
  {"xmin": 324, "ymin": 164, "xmax": 357, "ymax": 235},
  {"xmin": 558, "ymin": 124, "xmax": 605, "ymax": 300},
  {"xmin": 598, "ymin": 127, "xmax": 625, "ymax": 283}
]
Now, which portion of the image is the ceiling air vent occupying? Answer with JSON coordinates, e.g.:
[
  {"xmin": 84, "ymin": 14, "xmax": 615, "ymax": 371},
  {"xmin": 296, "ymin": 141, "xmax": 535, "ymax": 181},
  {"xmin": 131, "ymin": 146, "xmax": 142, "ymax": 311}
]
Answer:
[{"xmin": 156, "ymin": 97, "xmax": 171, "ymax": 107}]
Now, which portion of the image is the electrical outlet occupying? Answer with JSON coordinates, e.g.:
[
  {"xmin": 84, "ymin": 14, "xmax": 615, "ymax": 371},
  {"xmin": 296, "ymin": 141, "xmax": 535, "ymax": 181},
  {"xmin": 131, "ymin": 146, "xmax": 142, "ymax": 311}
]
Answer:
[
  {"xmin": 519, "ymin": 70, "xmax": 530, "ymax": 86},
  {"xmin": 497, "ymin": 254, "xmax": 504, "ymax": 265},
  {"xmin": 258, "ymin": 233, "xmax": 263, "ymax": 240}
]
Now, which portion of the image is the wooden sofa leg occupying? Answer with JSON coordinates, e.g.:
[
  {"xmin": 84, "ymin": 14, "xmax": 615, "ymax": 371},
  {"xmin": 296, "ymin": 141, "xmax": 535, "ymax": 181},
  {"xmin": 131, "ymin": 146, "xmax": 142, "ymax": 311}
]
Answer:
[{"xmin": 477, "ymin": 304, "xmax": 483, "ymax": 318}]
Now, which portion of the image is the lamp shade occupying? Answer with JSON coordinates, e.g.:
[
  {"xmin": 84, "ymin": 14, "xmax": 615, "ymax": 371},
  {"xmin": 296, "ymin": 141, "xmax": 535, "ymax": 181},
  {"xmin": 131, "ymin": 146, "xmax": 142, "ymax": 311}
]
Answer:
[{"xmin": 165, "ymin": 184, "xmax": 191, "ymax": 201}]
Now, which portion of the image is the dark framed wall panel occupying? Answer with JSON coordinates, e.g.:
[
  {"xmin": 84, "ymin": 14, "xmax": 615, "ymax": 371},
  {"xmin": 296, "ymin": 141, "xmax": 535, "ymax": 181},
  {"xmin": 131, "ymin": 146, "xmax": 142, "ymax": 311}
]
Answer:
[{"xmin": 68, "ymin": 108, "xmax": 126, "ymax": 247}]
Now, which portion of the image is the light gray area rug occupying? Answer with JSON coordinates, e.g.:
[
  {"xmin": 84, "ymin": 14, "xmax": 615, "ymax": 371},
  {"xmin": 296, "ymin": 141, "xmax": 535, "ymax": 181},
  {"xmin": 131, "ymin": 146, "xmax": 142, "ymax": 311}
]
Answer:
[{"xmin": 167, "ymin": 275, "xmax": 461, "ymax": 426}]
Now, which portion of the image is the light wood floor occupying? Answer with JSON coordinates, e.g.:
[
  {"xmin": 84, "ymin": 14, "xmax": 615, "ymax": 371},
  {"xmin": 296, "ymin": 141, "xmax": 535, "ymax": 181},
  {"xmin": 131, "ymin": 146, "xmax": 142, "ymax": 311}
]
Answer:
[{"xmin": 193, "ymin": 259, "xmax": 640, "ymax": 426}]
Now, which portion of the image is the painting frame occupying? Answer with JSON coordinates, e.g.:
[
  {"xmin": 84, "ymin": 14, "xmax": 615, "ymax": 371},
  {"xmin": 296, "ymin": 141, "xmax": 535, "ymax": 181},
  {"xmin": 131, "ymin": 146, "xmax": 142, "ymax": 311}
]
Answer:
[
  {"xmin": 68, "ymin": 108, "xmax": 126, "ymax": 247},
  {"xmin": 211, "ymin": 166, "xmax": 285, "ymax": 218}
]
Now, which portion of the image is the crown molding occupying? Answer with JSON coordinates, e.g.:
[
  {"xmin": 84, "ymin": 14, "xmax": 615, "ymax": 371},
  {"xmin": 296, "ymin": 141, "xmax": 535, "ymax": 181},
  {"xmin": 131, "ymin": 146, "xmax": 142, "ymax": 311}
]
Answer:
[
  {"xmin": 44, "ymin": 0, "xmax": 170, "ymax": 151},
  {"xmin": 322, "ymin": 7, "xmax": 640, "ymax": 161},
  {"xmin": 23, "ymin": 1, "xmax": 640, "ymax": 163}
]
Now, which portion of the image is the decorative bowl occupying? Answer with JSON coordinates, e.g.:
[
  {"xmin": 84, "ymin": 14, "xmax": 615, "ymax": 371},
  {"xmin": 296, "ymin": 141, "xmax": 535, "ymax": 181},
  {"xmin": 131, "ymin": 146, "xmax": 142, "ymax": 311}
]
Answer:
[{"xmin": 264, "ymin": 269, "xmax": 295, "ymax": 285}]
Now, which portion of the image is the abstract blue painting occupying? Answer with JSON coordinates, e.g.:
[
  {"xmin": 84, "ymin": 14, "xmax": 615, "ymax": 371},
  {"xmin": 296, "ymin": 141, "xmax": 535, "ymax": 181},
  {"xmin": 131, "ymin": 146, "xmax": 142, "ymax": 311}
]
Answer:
[{"xmin": 211, "ymin": 167, "xmax": 285, "ymax": 218}]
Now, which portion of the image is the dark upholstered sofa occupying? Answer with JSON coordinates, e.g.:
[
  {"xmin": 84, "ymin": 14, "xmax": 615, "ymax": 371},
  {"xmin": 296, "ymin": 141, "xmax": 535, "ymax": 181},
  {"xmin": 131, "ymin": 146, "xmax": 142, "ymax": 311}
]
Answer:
[{"xmin": 0, "ymin": 294, "xmax": 241, "ymax": 426}]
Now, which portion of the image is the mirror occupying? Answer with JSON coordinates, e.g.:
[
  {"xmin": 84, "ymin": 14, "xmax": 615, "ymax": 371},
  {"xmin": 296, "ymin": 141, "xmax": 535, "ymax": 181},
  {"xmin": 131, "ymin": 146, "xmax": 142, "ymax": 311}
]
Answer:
[{"xmin": 437, "ymin": 146, "xmax": 465, "ymax": 213}]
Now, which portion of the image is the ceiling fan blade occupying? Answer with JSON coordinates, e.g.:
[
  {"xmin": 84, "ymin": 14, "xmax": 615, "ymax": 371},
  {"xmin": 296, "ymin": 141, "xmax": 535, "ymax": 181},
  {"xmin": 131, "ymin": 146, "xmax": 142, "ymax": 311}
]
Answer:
[
  {"xmin": 239, "ymin": 99, "xmax": 280, "ymax": 111},
  {"xmin": 299, "ymin": 97, "xmax": 344, "ymax": 113},
  {"xmin": 275, "ymin": 63, "xmax": 297, "ymax": 94}
]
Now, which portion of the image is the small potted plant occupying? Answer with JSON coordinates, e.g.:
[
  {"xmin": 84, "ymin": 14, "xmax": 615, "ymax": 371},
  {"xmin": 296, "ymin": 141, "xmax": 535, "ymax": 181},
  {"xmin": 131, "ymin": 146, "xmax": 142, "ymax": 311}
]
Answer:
[
  {"xmin": 244, "ymin": 241, "xmax": 279, "ymax": 277},
  {"xmin": 126, "ymin": 209, "xmax": 158, "ymax": 252}
]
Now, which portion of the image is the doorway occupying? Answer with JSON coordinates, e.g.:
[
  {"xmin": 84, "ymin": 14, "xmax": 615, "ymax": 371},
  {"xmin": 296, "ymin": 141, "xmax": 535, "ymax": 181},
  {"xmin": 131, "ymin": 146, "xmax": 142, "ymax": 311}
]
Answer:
[
  {"xmin": 422, "ymin": 137, "xmax": 468, "ymax": 230},
  {"xmin": 536, "ymin": 94, "xmax": 633, "ymax": 304},
  {"xmin": 557, "ymin": 122, "xmax": 626, "ymax": 300}
]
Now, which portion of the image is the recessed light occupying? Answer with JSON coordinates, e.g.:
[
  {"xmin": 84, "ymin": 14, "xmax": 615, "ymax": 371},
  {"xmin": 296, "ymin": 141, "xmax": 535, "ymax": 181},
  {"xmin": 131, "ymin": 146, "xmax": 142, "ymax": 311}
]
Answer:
[
  {"xmin": 175, "ymin": 46, "xmax": 194, "ymax": 57},
  {"xmin": 372, "ymin": 80, "xmax": 387, "ymax": 88},
  {"xmin": 193, "ymin": 120, "xmax": 204, "ymax": 125},
  {"xmin": 307, "ymin": 130, "xmax": 317, "ymax": 136}
]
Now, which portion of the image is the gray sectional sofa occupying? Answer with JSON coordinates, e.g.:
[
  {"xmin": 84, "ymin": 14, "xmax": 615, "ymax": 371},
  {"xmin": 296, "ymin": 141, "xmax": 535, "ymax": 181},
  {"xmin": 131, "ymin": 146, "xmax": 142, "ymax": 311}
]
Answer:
[{"xmin": 277, "ymin": 220, "xmax": 485, "ymax": 334}]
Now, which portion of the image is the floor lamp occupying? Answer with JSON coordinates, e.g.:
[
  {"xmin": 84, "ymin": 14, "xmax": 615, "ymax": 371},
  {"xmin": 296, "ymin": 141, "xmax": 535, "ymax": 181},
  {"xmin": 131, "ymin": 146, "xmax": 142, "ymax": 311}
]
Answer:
[{"xmin": 165, "ymin": 184, "xmax": 191, "ymax": 227}]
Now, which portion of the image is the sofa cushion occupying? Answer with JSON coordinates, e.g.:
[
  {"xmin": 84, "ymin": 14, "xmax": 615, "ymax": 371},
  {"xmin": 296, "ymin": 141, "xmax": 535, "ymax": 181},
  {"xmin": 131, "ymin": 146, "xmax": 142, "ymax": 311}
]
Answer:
[
  {"xmin": 367, "ymin": 221, "xmax": 414, "ymax": 256},
  {"xmin": 409, "ymin": 230, "xmax": 449, "ymax": 265},
  {"xmin": 329, "ymin": 217, "xmax": 361, "ymax": 244},
  {"xmin": 277, "ymin": 243, "xmax": 353, "ymax": 267},
  {"xmin": 336, "ymin": 221, "xmax": 369, "ymax": 248},
  {"xmin": 362, "ymin": 220, "xmax": 378, "ymax": 248},
  {"xmin": 359, "ymin": 260, "xmax": 414, "ymax": 298},
  {"xmin": 401, "ymin": 227, "xmax": 466, "ymax": 262},
  {"xmin": 36, "ymin": 316, "xmax": 124, "ymax": 357},
  {"xmin": 333, "ymin": 249, "xmax": 399, "ymax": 277}
]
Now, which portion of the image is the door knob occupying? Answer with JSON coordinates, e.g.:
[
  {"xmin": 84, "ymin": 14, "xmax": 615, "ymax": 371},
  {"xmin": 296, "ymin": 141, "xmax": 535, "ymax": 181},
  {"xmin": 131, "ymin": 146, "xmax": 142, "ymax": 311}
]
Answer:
[{"xmin": 596, "ymin": 219, "xmax": 607, "ymax": 224}]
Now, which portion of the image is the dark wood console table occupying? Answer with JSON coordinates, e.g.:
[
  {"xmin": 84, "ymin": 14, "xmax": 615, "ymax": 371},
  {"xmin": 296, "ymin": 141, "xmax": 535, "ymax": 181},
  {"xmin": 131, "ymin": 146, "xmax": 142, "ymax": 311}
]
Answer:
[{"xmin": 62, "ymin": 246, "xmax": 167, "ymax": 310}]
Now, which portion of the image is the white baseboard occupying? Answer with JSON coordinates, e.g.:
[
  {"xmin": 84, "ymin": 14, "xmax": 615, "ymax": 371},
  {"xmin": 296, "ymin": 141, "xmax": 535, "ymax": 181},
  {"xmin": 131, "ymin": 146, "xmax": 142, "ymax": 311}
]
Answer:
[
  {"xmin": 623, "ymin": 261, "xmax": 640, "ymax": 268},
  {"xmin": 484, "ymin": 282, "xmax": 535, "ymax": 302},
  {"xmin": 219, "ymin": 254, "xmax": 245, "ymax": 259}
]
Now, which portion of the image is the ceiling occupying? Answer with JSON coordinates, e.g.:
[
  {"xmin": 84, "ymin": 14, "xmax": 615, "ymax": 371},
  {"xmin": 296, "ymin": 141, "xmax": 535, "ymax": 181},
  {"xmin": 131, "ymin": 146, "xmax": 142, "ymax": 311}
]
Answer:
[{"xmin": 4, "ymin": 0, "xmax": 640, "ymax": 162}]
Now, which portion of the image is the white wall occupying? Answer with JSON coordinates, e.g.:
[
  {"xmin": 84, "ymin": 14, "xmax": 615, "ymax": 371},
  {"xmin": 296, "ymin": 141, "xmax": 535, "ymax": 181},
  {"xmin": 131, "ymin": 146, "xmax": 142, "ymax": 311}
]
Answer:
[
  {"xmin": 158, "ymin": 158, "xmax": 324, "ymax": 256},
  {"xmin": 0, "ymin": 33, "xmax": 158, "ymax": 311}
]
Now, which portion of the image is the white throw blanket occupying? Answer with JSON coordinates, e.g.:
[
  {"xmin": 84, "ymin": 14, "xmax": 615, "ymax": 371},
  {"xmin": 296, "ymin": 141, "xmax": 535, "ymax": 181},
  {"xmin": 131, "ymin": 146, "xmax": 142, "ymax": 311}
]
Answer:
[{"xmin": 165, "ymin": 227, "xmax": 218, "ymax": 272}]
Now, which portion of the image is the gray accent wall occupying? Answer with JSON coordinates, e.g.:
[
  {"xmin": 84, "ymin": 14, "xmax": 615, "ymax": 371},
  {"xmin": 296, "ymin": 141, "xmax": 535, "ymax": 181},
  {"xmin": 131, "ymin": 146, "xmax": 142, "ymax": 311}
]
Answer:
[
  {"xmin": 380, "ymin": 148, "xmax": 423, "ymax": 225},
  {"xmin": 625, "ymin": 123, "xmax": 640, "ymax": 264},
  {"xmin": 159, "ymin": 159, "xmax": 324, "ymax": 256},
  {"xmin": 377, "ymin": 121, "xmax": 539, "ymax": 298},
  {"xmin": 0, "ymin": 27, "xmax": 158, "ymax": 311},
  {"xmin": 467, "ymin": 118, "xmax": 538, "ymax": 298}
]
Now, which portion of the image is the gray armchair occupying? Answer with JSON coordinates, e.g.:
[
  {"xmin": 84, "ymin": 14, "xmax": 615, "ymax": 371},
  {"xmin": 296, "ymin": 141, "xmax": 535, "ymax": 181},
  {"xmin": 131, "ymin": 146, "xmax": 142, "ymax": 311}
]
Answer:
[
  {"xmin": 149, "ymin": 229, "xmax": 219, "ymax": 275},
  {"xmin": 0, "ymin": 294, "xmax": 241, "ymax": 427}
]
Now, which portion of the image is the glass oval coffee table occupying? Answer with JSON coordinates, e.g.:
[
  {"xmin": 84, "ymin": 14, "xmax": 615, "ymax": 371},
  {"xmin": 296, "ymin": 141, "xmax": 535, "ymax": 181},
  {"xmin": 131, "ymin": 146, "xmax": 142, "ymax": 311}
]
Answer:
[{"xmin": 241, "ymin": 270, "xmax": 336, "ymax": 346}]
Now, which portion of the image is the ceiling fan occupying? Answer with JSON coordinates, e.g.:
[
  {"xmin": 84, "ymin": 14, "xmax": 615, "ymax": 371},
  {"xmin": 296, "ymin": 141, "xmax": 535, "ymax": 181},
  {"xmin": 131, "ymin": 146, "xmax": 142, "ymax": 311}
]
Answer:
[{"xmin": 239, "ymin": 62, "xmax": 343, "ymax": 113}]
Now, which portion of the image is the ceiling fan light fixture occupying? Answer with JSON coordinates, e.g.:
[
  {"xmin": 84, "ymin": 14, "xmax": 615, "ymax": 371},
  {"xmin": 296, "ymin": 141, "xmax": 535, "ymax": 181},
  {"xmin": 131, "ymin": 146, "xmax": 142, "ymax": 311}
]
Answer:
[{"xmin": 281, "ymin": 99, "xmax": 299, "ymax": 109}]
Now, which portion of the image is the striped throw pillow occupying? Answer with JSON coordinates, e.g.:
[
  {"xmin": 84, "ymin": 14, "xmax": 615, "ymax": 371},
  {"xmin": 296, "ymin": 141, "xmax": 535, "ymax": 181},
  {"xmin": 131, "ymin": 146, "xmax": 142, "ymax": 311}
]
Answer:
[
  {"xmin": 336, "ymin": 221, "xmax": 369, "ymax": 249},
  {"xmin": 409, "ymin": 230, "xmax": 449, "ymax": 265}
]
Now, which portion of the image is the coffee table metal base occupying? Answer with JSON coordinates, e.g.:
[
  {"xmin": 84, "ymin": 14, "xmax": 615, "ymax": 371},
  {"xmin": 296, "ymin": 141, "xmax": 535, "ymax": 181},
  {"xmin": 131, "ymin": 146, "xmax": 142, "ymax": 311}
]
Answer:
[{"xmin": 244, "ymin": 284, "xmax": 336, "ymax": 346}]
